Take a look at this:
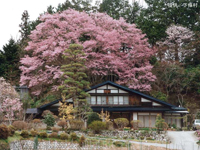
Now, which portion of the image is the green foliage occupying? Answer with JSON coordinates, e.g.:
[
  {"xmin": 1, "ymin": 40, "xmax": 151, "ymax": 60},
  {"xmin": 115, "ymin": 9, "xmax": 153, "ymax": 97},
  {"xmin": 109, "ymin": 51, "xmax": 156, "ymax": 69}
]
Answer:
[
  {"xmin": 150, "ymin": 91, "xmax": 167, "ymax": 102},
  {"xmin": 70, "ymin": 132, "xmax": 78, "ymax": 141},
  {"xmin": 114, "ymin": 118, "xmax": 129, "ymax": 129},
  {"xmin": 20, "ymin": 130, "xmax": 29, "ymax": 138},
  {"xmin": 59, "ymin": 44, "xmax": 91, "ymax": 119},
  {"xmin": 49, "ymin": 132, "xmax": 58, "ymax": 138},
  {"xmin": 43, "ymin": 113, "xmax": 55, "ymax": 127},
  {"xmin": 60, "ymin": 132, "xmax": 69, "ymax": 140},
  {"xmin": 99, "ymin": 0, "xmax": 141, "ymax": 24},
  {"xmin": 87, "ymin": 112, "xmax": 101, "ymax": 125},
  {"xmin": 0, "ymin": 38, "xmax": 21, "ymax": 84},
  {"xmin": 34, "ymin": 95, "xmax": 58, "ymax": 108},
  {"xmin": 155, "ymin": 114, "xmax": 168, "ymax": 132},
  {"xmin": 79, "ymin": 135, "xmax": 85, "ymax": 147},
  {"xmin": 39, "ymin": 132, "xmax": 48, "ymax": 138},
  {"xmin": 0, "ymin": 124, "xmax": 9, "ymax": 139},
  {"xmin": 137, "ymin": 0, "xmax": 200, "ymax": 45},
  {"xmin": 88, "ymin": 121, "xmax": 106, "ymax": 134}
]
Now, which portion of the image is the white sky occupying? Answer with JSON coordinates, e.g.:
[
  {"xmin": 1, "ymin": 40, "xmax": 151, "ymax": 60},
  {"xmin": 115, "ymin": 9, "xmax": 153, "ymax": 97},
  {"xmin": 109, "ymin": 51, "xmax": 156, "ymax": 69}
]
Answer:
[{"xmin": 0, "ymin": 0, "xmax": 146, "ymax": 50}]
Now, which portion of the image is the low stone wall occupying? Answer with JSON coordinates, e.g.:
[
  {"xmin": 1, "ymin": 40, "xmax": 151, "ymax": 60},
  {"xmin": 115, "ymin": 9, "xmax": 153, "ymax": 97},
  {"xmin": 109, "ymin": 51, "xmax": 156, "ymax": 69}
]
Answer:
[
  {"xmin": 74, "ymin": 130, "xmax": 169, "ymax": 142},
  {"xmin": 10, "ymin": 140, "xmax": 106, "ymax": 150}
]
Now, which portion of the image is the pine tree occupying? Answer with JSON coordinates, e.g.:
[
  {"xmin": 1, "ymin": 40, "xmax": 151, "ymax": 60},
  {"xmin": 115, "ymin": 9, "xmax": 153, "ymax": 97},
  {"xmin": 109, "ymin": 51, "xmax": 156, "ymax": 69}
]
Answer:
[{"xmin": 59, "ymin": 44, "xmax": 91, "ymax": 120}]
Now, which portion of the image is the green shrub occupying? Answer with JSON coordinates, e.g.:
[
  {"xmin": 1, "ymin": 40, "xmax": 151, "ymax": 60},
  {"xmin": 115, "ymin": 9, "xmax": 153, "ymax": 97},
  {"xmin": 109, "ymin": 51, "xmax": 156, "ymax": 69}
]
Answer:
[
  {"xmin": 114, "ymin": 118, "xmax": 129, "ymax": 129},
  {"xmin": 60, "ymin": 133, "xmax": 69, "ymax": 140},
  {"xmin": 69, "ymin": 120, "xmax": 84, "ymax": 130},
  {"xmin": 70, "ymin": 132, "xmax": 78, "ymax": 141},
  {"xmin": 0, "ymin": 124, "xmax": 9, "ymax": 139},
  {"xmin": 43, "ymin": 113, "xmax": 55, "ymax": 128},
  {"xmin": 8, "ymin": 125, "xmax": 16, "ymax": 136},
  {"xmin": 20, "ymin": 130, "xmax": 29, "ymax": 138},
  {"xmin": 49, "ymin": 132, "xmax": 58, "ymax": 138},
  {"xmin": 12, "ymin": 121, "xmax": 27, "ymax": 130},
  {"xmin": 79, "ymin": 135, "xmax": 85, "ymax": 147},
  {"xmin": 39, "ymin": 132, "xmax": 48, "ymax": 138},
  {"xmin": 113, "ymin": 141, "xmax": 126, "ymax": 147},
  {"xmin": 88, "ymin": 121, "xmax": 106, "ymax": 134},
  {"xmin": 155, "ymin": 114, "xmax": 168, "ymax": 132},
  {"xmin": 57, "ymin": 120, "xmax": 67, "ymax": 130},
  {"xmin": 30, "ymin": 130, "xmax": 38, "ymax": 137},
  {"xmin": 87, "ymin": 112, "xmax": 101, "ymax": 125},
  {"xmin": 172, "ymin": 123, "xmax": 177, "ymax": 129}
]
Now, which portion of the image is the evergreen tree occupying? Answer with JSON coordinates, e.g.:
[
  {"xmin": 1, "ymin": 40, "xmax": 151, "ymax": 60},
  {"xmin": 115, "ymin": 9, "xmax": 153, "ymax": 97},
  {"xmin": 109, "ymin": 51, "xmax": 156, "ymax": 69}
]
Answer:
[
  {"xmin": 0, "ymin": 38, "xmax": 20, "ymax": 85},
  {"xmin": 137, "ymin": 0, "xmax": 200, "ymax": 45},
  {"xmin": 99, "ymin": 0, "xmax": 141, "ymax": 23},
  {"xmin": 59, "ymin": 44, "xmax": 91, "ymax": 119}
]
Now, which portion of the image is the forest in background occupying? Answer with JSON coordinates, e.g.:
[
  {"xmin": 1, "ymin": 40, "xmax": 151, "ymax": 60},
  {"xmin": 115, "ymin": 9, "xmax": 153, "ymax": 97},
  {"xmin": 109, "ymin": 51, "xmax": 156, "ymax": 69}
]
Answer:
[{"xmin": 0, "ymin": 0, "xmax": 200, "ymax": 113}]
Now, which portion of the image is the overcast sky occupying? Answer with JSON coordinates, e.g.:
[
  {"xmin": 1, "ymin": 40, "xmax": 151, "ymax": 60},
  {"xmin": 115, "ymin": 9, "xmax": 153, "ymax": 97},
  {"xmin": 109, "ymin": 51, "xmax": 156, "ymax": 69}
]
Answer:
[{"xmin": 0, "ymin": 0, "xmax": 146, "ymax": 50}]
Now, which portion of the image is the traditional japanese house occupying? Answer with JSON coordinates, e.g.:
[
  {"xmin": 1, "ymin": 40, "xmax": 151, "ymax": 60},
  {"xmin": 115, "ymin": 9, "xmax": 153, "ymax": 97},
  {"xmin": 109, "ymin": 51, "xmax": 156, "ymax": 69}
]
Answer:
[{"xmin": 27, "ymin": 81, "xmax": 188, "ymax": 128}]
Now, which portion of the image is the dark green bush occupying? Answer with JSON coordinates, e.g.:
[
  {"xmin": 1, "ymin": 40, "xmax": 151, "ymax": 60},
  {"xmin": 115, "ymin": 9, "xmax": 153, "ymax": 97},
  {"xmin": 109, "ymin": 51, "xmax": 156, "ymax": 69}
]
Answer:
[
  {"xmin": 20, "ymin": 130, "xmax": 29, "ymax": 138},
  {"xmin": 43, "ymin": 113, "xmax": 55, "ymax": 128},
  {"xmin": 88, "ymin": 121, "xmax": 106, "ymax": 134},
  {"xmin": 60, "ymin": 133, "xmax": 68, "ymax": 140},
  {"xmin": 49, "ymin": 132, "xmax": 58, "ymax": 138},
  {"xmin": 70, "ymin": 132, "xmax": 78, "ymax": 141},
  {"xmin": 87, "ymin": 112, "xmax": 101, "ymax": 125},
  {"xmin": 39, "ymin": 132, "xmax": 48, "ymax": 138},
  {"xmin": 0, "ymin": 124, "xmax": 9, "ymax": 139}
]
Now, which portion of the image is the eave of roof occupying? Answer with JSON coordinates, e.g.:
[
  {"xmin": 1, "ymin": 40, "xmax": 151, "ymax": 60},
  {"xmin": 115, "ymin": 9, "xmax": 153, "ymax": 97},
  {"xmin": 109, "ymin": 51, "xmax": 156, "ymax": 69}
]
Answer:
[
  {"xmin": 86, "ymin": 81, "xmax": 175, "ymax": 108},
  {"xmin": 91, "ymin": 107, "xmax": 185, "ymax": 112},
  {"xmin": 39, "ymin": 99, "xmax": 61, "ymax": 109}
]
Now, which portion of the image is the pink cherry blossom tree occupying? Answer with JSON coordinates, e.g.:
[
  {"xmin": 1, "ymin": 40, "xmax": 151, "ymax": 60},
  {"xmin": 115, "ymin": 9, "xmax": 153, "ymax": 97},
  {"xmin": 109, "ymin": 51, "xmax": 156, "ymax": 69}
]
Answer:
[
  {"xmin": 20, "ymin": 9, "xmax": 156, "ymax": 96},
  {"xmin": 156, "ymin": 25, "xmax": 194, "ymax": 62},
  {"xmin": 0, "ymin": 77, "xmax": 23, "ymax": 124}
]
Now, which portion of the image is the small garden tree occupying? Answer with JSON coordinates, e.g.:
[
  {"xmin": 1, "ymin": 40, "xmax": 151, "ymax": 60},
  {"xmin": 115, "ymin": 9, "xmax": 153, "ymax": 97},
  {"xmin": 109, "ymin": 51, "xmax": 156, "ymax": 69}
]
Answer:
[
  {"xmin": 155, "ymin": 114, "xmax": 168, "ymax": 132},
  {"xmin": 43, "ymin": 113, "xmax": 55, "ymax": 129},
  {"xmin": 114, "ymin": 118, "xmax": 129, "ymax": 129},
  {"xmin": 98, "ymin": 109, "xmax": 110, "ymax": 122}
]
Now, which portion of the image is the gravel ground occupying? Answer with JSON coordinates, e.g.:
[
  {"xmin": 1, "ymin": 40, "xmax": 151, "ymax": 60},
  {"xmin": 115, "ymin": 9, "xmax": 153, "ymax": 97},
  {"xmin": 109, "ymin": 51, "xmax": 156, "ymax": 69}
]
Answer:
[{"xmin": 167, "ymin": 131, "xmax": 200, "ymax": 150}]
